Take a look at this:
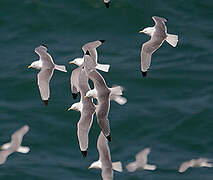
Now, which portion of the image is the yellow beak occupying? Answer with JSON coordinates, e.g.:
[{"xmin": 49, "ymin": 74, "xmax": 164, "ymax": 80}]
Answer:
[
  {"xmin": 84, "ymin": 96, "xmax": 88, "ymax": 98},
  {"xmin": 28, "ymin": 65, "xmax": 32, "ymax": 69},
  {"xmin": 69, "ymin": 61, "xmax": 74, "ymax": 64},
  {"xmin": 139, "ymin": 30, "xmax": 144, "ymax": 33},
  {"xmin": 67, "ymin": 107, "xmax": 72, "ymax": 111}
]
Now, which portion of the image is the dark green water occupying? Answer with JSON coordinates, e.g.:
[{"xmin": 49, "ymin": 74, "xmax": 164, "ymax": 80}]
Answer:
[{"xmin": 0, "ymin": 0, "xmax": 213, "ymax": 179}]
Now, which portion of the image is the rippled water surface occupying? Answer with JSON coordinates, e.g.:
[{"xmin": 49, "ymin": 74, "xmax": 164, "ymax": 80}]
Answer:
[{"xmin": 0, "ymin": 0, "xmax": 213, "ymax": 179}]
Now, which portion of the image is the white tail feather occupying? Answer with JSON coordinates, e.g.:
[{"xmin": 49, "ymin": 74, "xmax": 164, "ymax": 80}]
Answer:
[
  {"xmin": 55, "ymin": 65, "xmax": 67, "ymax": 72},
  {"xmin": 17, "ymin": 146, "xmax": 30, "ymax": 153},
  {"xmin": 144, "ymin": 164, "xmax": 157, "ymax": 171},
  {"xmin": 166, "ymin": 34, "xmax": 178, "ymax": 47},
  {"xmin": 1, "ymin": 143, "xmax": 11, "ymax": 150},
  {"xmin": 96, "ymin": 63, "xmax": 110, "ymax": 72},
  {"xmin": 111, "ymin": 95, "xmax": 127, "ymax": 105},
  {"xmin": 109, "ymin": 86, "xmax": 123, "ymax": 96},
  {"xmin": 112, "ymin": 161, "xmax": 123, "ymax": 172}
]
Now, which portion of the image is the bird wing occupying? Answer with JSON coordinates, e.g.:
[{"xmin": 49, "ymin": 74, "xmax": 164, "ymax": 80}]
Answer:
[
  {"xmin": 70, "ymin": 66, "xmax": 82, "ymax": 94},
  {"xmin": 97, "ymin": 132, "xmax": 112, "ymax": 167},
  {"xmin": 35, "ymin": 46, "xmax": 54, "ymax": 68},
  {"xmin": 141, "ymin": 37, "xmax": 164, "ymax": 72},
  {"xmin": 82, "ymin": 40, "xmax": 103, "ymax": 63},
  {"xmin": 37, "ymin": 68, "xmax": 54, "ymax": 100},
  {"xmin": 152, "ymin": 16, "xmax": 167, "ymax": 34},
  {"xmin": 101, "ymin": 167, "xmax": 113, "ymax": 180},
  {"xmin": 136, "ymin": 148, "xmax": 151, "ymax": 165},
  {"xmin": 179, "ymin": 160, "xmax": 194, "ymax": 173}
]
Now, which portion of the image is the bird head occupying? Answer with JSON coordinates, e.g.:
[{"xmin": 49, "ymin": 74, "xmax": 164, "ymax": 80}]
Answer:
[
  {"xmin": 28, "ymin": 61, "xmax": 41, "ymax": 70},
  {"xmin": 69, "ymin": 58, "xmax": 84, "ymax": 66},
  {"xmin": 139, "ymin": 27, "xmax": 155, "ymax": 36},
  {"xmin": 67, "ymin": 102, "xmax": 82, "ymax": 112}
]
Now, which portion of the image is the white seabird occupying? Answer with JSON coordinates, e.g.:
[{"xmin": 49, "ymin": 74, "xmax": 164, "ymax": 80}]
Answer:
[
  {"xmin": 82, "ymin": 52, "xmax": 113, "ymax": 141},
  {"xmin": 68, "ymin": 67, "xmax": 96, "ymax": 157},
  {"xmin": 69, "ymin": 40, "xmax": 110, "ymax": 73},
  {"xmin": 88, "ymin": 132, "xmax": 123, "ymax": 180},
  {"xmin": 126, "ymin": 147, "xmax": 157, "ymax": 172},
  {"xmin": 178, "ymin": 158, "xmax": 213, "ymax": 173},
  {"xmin": 139, "ymin": 16, "xmax": 178, "ymax": 77},
  {"xmin": 28, "ymin": 45, "xmax": 67, "ymax": 106},
  {"xmin": 0, "ymin": 125, "xmax": 30, "ymax": 165}
]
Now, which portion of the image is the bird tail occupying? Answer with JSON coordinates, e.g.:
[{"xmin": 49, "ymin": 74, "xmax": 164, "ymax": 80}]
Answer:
[
  {"xmin": 109, "ymin": 86, "xmax": 123, "ymax": 96},
  {"xmin": 112, "ymin": 161, "xmax": 123, "ymax": 172},
  {"xmin": 17, "ymin": 146, "xmax": 30, "ymax": 153},
  {"xmin": 96, "ymin": 63, "xmax": 110, "ymax": 72},
  {"xmin": 166, "ymin": 34, "xmax": 178, "ymax": 47},
  {"xmin": 55, "ymin": 65, "xmax": 67, "ymax": 72},
  {"xmin": 144, "ymin": 164, "xmax": 157, "ymax": 171},
  {"xmin": 111, "ymin": 95, "xmax": 127, "ymax": 105}
]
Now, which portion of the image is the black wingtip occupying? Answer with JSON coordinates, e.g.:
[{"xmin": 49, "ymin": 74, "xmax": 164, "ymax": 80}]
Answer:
[
  {"xmin": 141, "ymin": 71, "xmax": 147, "ymax": 77},
  {"xmin": 99, "ymin": 40, "xmax": 105, "ymax": 43},
  {"xmin": 42, "ymin": 44, "xmax": 48, "ymax": 48},
  {"xmin": 43, "ymin": 100, "xmax": 48, "ymax": 106},
  {"xmin": 104, "ymin": 2, "xmax": 110, "ymax": 8},
  {"xmin": 81, "ymin": 151, "xmax": 87, "ymax": 157},
  {"xmin": 72, "ymin": 93, "xmax": 78, "ymax": 99},
  {"xmin": 85, "ymin": 50, "xmax": 90, "ymax": 55},
  {"xmin": 106, "ymin": 135, "xmax": 111, "ymax": 142}
]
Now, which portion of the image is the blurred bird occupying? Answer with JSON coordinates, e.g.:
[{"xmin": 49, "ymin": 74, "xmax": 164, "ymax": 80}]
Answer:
[
  {"xmin": 179, "ymin": 158, "xmax": 213, "ymax": 173},
  {"xmin": 88, "ymin": 132, "xmax": 122, "ymax": 180},
  {"xmin": 126, "ymin": 147, "xmax": 157, "ymax": 172},
  {"xmin": 0, "ymin": 125, "xmax": 30, "ymax": 165}
]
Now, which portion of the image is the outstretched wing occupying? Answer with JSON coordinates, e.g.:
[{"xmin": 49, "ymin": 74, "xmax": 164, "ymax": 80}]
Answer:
[{"xmin": 37, "ymin": 69, "xmax": 54, "ymax": 101}]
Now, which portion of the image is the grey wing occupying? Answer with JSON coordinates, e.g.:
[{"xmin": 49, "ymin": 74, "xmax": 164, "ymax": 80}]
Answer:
[
  {"xmin": 37, "ymin": 69, "xmax": 54, "ymax": 100},
  {"xmin": 136, "ymin": 148, "xmax": 151, "ymax": 165},
  {"xmin": 10, "ymin": 125, "xmax": 30, "ymax": 153},
  {"xmin": 97, "ymin": 132, "xmax": 112, "ymax": 166},
  {"xmin": 96, "ymin": 102, "xmax": 111, "ymax": 138},
  {"xmin": 82, "ymin": 40, "xmax": 103, "ymax": 63},
  {"xmin": 77, "ymin": 108, "xmax": 95, "ymax": 151},
  {"xmin": 0, "ymin": 150, "xmax": 13, "ymax": 165},
  {"xmin": 101, "ymin": 167, "xmax": 113, "ymax": 180},
  {"xmin": 70, "ymin": 67, "xmax": 82, "ymax": 94},
  {"xmin": 152, "ymin": 16, "xmax": 167, "ymax": 34},
  {"xmin": 35, "ymin": 46, "xmax": 54, "ymax": 67},
  {"xmin": 141, "ymin": 35, "xmax": 165, "ymax": 72}
]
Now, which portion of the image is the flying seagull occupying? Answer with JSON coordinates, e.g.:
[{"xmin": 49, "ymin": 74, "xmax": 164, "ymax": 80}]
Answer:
[
  {"xmin": 178, "ymin": 158, "xmax": 213, "ymax": 173},
  {"xmin": 82, "ymin": 52, "xmax": 112, "ymax": 141},
  {"xmin": 69, "ymin": 40, "xmax": 110, "ymax": 73},
  {"xmin": 28, "ymin": 45, "xmax": 67, "ymax": 106},
  {"xmin": 88, "ymin": 132, "xmax": 123, "ymax": 180},
  {"xmin": 126, "ymin": 147, "xmax": 157, "ymax": 172},
  {"xmin": 68, "ymin": 68, "xmax": 96, "ymax": 157},
  {"xmin": 139, "ymin": 16, "xmax": 178, "ymax": 77},
  {"xmin": 104, "ymin": 0, "xmax": 110, "ymax": 8},
  {"xmin": 0, "ymin": 125, "xmax": 30, "ymax": 165}
]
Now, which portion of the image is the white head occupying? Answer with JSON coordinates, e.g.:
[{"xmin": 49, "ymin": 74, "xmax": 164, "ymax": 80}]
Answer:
[
  {"xmin": 85, "ymin": 89, "xmax": 97, "ymax": 99},
  {"xmin": 69, "ymin": 58, "xmax": 84, "ymax": 66},
  {"xmin": 28, "ymin": 60, "xmax": 42, "ymax": 70},
  {"xmin": 139, "ymin": 27, "xmax": 155, "ymax": 36},
  {"xmin": 88, "ymin": 160, "xmax": 102, "ymax": 169},
  {"xmin": 1, "ymin": 143, "xmax": 11, "ymax": 150},
  {"xmin": 68, "ymin": 102, "xmax": 83, "ymax": 112}
]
